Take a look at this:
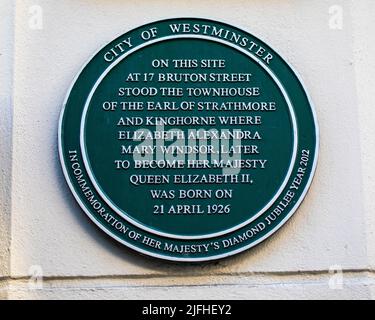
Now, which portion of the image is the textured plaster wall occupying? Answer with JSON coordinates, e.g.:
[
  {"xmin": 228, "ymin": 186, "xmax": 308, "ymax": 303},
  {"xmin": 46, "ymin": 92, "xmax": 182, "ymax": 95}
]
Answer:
[
  {"xmin": 352, "ymin": 1, "xmax": 375, "ymax": 270},
  {"xmin": 0, "ymin": 0, "xmax": 374, "ymax": 299},
  {"xmin": 0, "ymin": 0, "xmax": 14, "ymax": 300}
]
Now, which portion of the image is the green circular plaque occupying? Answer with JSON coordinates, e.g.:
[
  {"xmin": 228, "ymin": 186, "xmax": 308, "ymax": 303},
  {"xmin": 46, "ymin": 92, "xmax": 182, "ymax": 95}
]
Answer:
[{"xmin": 59, "ymin": 18, "xmax": 319, "ymax": 261}]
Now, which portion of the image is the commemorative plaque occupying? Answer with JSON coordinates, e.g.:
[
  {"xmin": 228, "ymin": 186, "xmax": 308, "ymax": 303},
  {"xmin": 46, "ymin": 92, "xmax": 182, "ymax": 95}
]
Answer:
[{"xmin": 59, "ymin": 18, "xmax": 318, "ymax": 261}]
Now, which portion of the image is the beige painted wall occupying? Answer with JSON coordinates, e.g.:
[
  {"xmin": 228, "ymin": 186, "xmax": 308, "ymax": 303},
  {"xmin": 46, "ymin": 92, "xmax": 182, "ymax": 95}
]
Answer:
[{"xmin": 0, "ymin": 0, "xmax": 374, "ymax": 299}]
